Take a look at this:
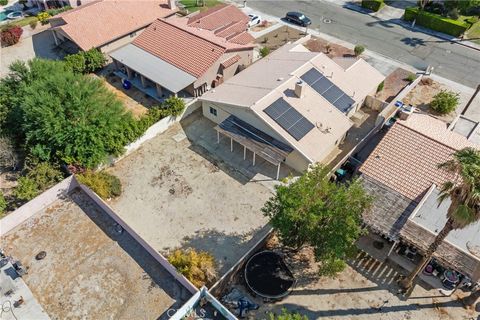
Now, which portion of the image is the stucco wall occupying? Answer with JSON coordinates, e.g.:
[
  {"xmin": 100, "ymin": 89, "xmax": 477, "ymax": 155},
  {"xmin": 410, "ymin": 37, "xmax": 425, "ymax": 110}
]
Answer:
[
  {"xmin": 194, "ymin": 49, "xmax": 253, "ymax": 90},
  {"xmin": 99, "ymin": 28, "xmax": 145, "ymax": 53},
  {"xmin": 285, "ymin": 150, "xmax": 311, "ymax": 172},
  {"xmin": 0, "ymin": 176, "xmax": 79, "ymax": 235}
]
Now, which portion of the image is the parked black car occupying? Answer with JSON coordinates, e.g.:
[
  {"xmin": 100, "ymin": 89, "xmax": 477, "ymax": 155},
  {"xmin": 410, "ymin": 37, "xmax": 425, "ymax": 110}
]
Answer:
[{"xmin": 285, "ymin": 12, "xmax": 311, "ymax": 27}]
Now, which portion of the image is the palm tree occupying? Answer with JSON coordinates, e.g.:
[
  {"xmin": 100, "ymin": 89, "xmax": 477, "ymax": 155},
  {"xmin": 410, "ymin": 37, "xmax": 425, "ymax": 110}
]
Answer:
[{"xmin": 399, "ymin": 147, "xmax": 480, "ymax": 292}]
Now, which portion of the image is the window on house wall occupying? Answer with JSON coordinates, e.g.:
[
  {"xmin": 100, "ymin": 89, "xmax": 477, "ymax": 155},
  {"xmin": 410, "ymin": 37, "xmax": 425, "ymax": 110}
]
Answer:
[{"xmin": 209, "ymin": 107, "xmax": 217, "ymax": 117}]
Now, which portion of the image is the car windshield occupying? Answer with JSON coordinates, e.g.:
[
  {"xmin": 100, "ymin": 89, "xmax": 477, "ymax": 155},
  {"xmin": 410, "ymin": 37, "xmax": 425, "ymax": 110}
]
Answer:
[{"xmin": 299, "ymin": 15, "xmax": 306, "ymax": 20}]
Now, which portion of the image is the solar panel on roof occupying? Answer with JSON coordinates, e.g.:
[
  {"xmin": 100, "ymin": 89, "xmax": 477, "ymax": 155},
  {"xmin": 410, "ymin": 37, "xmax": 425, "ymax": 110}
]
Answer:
[
  {"xmin": 264, "ymin": 98, "xmax": 314, "ymax": 141},
  {"xmin": 300, "ymin": 68, "xmax": 323, "ymax": 85},
  {"xmin": 300, "ymin": 67, "xmax": 356, "ymax": 113}
]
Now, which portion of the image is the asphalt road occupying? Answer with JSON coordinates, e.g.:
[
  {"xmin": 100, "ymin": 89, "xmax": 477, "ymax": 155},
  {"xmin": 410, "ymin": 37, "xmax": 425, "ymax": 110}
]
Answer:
[{"xmin": 244, "ymin": 0, "xmax": 480, "ymax": 88}]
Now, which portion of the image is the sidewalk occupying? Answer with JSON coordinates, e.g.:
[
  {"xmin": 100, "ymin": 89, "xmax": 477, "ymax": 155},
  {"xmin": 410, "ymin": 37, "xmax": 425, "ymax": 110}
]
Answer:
[{"xmin": 342, "ymin": 1, "xmax": 480, "ymax": 51}]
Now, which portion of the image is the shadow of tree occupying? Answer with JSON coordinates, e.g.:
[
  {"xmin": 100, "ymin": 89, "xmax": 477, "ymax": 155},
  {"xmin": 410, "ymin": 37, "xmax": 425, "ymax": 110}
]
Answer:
[{"xmin": 171, "ymin": 225, "xmax": 272, "ymax": 276}]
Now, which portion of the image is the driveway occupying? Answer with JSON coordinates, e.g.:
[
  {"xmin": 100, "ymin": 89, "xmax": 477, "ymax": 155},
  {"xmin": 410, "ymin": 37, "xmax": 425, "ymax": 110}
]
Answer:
[
  {"xmin": 1, "ymin": 29, "xmax": 62, "ymax": 76},
  {"xmin": 107, "ymin": 112, "xmax": 276, "ymax": 275}
]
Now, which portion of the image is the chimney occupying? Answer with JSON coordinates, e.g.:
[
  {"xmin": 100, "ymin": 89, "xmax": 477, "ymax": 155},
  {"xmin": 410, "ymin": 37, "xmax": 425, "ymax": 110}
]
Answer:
[
  {"xmin": 167, "ymin": 0, "xmax": 176, "ymax": 10},
  {"xmin": 294, "ymin": 80, "xmax": 305, "ymax": 98}
]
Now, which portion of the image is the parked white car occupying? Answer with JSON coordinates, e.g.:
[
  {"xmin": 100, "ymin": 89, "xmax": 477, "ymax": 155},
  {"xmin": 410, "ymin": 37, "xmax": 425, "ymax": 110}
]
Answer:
[{"xmin": 248, "ymin": 14, "xmax": 261, "ymax": 27}]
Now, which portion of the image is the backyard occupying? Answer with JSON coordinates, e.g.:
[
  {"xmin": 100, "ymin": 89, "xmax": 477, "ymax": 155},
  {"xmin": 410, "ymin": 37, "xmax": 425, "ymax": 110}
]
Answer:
[
  {"xmin": 255, "ymin": 25, "xmax": 305, "ymax": 51},
  {"xmin": 179, "ymin": 0, "xmax": 221, "ymax": 13},
  {"xmin": 106, "ymin": 111, "xmax": 287, "ymax": 278},
  {"xmin": 224, "ymin": 236, "xmax": 476, "ymax": 320}
]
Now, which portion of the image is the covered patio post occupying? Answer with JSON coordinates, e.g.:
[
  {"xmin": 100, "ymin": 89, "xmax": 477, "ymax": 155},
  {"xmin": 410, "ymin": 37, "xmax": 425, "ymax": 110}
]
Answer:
[
  {"xmin": 217, "ymin": 131, "xmax": 220, "ymax": 144},
  {"xmin": 243, "ymin": 145, "xmax": 246, "ymax": 160},
  {"xmin": 230, "ymin": 137, "xmax": 233, "ymax": 152},
  {"xmin": 276, "ymin": 163, "xmax": 281, "ymax": 180},
  {"xmin": 253, "ymin": 152, "xmax": 256, "ymax": 166}
]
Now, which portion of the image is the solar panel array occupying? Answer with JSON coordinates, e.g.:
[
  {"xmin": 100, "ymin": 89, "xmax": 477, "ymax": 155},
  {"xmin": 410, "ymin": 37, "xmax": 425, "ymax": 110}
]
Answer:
[
  {"xmin": 264, "ymin": 98, "xmax": 314, "ymax": 141},
  {"xmin": 300, "ymin": 68, "xmax": 355, "ymax": 113}
]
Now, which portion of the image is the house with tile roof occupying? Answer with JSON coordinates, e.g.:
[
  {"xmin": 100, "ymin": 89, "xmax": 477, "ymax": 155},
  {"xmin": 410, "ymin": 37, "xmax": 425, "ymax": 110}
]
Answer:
[
  {"xmin": 109, "ymin": 4, "xmax": 255, "ymax": 99},
  {"xmin": 359, "ymin": 112, "xmax": 480, "ymax": 283},
  {"xmin": 199, "ymin": 41, "xmax": 385, "ymax": 174},
  {"xmin": 49, "ymin": 0, "xmax": 178, "ymax": 53}
]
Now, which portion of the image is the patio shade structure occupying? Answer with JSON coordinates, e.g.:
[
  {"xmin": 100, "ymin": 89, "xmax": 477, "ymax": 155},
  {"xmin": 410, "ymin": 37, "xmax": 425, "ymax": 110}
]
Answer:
[
  {"xmin": 110, "ymin": 44, "xmax": 196, "ymax": 94},
  {"xmin": 215, "ymin": 115, "xmax": 293, "ymax": 180}
]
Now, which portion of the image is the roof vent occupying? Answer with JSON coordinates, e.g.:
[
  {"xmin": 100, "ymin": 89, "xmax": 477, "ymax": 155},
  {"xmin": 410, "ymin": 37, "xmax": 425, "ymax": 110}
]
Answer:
[
  {"xmin": 277, "ymin": 77, "xmax": 284, "ymax": 81},
  {"xmin": 295, "ymin": 80, "xmax": 305, "ymax": 98}
]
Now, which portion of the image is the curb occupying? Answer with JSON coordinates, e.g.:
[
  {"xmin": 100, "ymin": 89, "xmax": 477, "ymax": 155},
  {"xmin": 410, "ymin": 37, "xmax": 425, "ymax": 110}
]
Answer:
[{"xmin": 344, "ymin": 3, "xmax": 480, "ymax": 52}]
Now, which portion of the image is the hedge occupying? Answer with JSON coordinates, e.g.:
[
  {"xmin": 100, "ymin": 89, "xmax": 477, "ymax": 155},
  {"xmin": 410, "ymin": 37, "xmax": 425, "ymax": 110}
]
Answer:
[
  {"xmin": 361, "ymin": 0, "xmax": 385, "ymax": 12},
  {"xmin": 404, "ymin": 7, "xmax": 469, "ymax": 37}
]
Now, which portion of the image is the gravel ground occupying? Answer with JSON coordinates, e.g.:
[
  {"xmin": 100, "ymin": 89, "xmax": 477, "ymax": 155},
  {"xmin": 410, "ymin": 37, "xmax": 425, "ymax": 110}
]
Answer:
[{"xmin": 107, "ymin": 115, "xmax": 272, "ymax": 276}]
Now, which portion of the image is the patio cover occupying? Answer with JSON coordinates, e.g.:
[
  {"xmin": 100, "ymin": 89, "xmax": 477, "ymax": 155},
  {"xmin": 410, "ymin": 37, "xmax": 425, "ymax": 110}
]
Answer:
[
  {"xmin": 110, "ymin": 44, "xmax": 197, "ymax": 93},
  {"xmin": 215, "ymin": 115, "xmax": 293, "ymax": 166}
]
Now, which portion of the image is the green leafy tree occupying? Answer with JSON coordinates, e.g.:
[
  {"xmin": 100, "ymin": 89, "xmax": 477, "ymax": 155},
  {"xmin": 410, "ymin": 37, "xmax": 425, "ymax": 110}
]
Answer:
[
  {"xmin": 269, "ymin": 309, "xmax": 309, "ymax": 320},
  {"xmin": 399, "ymin": 148, "xmax": 480, "ymax": 292},
  {"xmin": 262, "ymin": 165, "xmax": 372, "ymax": 276},
  {"xmin": 1, "ymin": 59, "xmax": 134, "ymax": 168},
  {"xmin": 0, "ymin": 192, "xmax": 7, "ymax": 216},
  {"xmin": 430, "ymin": 90, "xmax": 459, "ymax": 114}
]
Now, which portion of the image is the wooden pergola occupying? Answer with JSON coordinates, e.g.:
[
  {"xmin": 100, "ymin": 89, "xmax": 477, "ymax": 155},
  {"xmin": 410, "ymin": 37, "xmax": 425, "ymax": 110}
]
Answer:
[{"xmin": 214, "ymin": 116, "xmax": 293, "ymax": 180}]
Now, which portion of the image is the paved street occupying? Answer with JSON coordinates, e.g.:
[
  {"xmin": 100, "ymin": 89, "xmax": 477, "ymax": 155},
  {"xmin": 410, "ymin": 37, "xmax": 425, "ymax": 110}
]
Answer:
[{"xmin": 242, "ymin": 0, "xmax": 480, "ymax": 88}]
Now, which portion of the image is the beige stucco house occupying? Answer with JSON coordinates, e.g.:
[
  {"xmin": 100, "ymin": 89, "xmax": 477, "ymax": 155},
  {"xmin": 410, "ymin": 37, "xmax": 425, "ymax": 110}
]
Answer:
[
  {"xmin": 200, "ymin": 41, "xmax": 385, "ymax": 174},
  {"xmin": 109, "ymin": 4, "xmax": 255, "ymax": 99},
  {"xmin": 49, "ymin": 0, "xmax": 178, "ymax": 53}
]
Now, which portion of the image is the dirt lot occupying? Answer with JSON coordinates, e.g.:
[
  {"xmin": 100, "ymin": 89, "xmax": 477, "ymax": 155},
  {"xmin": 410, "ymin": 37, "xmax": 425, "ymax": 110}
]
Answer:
[
  {"xmin": 1, "ymin": 189, "xmax": 189, "ymax": 320},
  {"xmin": 403, "ymin": 78, "xmax": 472, "ymax": 123},
  {"xmin": 107, "ymin": 114, "xmax": 273, "ymax": 277},
  {"xmin": 376, "ymin": 68, "xmax": 415, "ymax": 103},
  {"xmin": 231, "ymin": 239, "xmax": 476, "ymax": 320},
  {"xmin": 304, "ymin": 37, "xmax": 354, "ymax": 58},
  {"xmin": 255, "ymin": 26, "xmax": 305, "ymax": 51}
]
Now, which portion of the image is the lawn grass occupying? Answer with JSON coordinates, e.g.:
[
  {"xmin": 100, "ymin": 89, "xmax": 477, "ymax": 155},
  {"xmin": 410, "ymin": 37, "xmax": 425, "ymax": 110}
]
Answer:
[
  {"xmin": 179, "ymin": 0, "xmax": 221, "ymax": 12},
  {"xmin": 1, "ymin": 16, "xmax": 38, "ymax": 29},
  {"xmin": 465, "ymin": 20, "xmax": 480, "ymax": 44}
]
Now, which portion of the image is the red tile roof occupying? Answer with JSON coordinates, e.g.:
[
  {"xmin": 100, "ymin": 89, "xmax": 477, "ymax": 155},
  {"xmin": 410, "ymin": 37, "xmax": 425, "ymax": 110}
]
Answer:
[
  {"xmin": 188, "ymin": 4, "xmax": 249, "ymax": 30},
  {"xmin": 221, "ymin": 55, "xmax": 241, "ymax": 69},
  {"xmin": 360, "ymin": 113, "xmax": 478, "ymax": 202},
  {"xmin": 132, "ymin": 4, "xmax": 254, "ymax": 78},
  {"xmin": 52, "ymin": 0, "xmax": 177, "ymax": 51},
  {"xmin": 134, "ymin": 19, "xmax": 226, "ymax": 78}
]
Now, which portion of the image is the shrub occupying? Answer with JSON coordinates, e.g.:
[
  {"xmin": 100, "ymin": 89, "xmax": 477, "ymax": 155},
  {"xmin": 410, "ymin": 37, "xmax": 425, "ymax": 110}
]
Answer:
[
  {"xmin": 361, "ymin": 0, "xmax": 385, "ymax": 12},
  {"xmin": 14, "ymin": 177, "xmax": 39, "ymax": 201},
  {"xmin": 26, "ymin": 162, "xmax": 64, "ymax": 190},
  {"xmin": 430, "ymin": 90, "xmax": 460, "ymax": 114},
  {"xmin": 467, "ymin": 5, "xmax": 480, "ymax": 16},
  {"xmin": 448, "ymin": 8, "xmax": 460, "ymax": 20},
  {"xmin": 76, "ymin": 171, "xmax": 122, "ymax": 199},
  {"xmin": 0, "ymin": 137, "xmax": 18, "ymax": 169},
  {"xmin": 37, "ymin": 12, "xmax": 51, "ymax": 25},
  {"xmin": 162, "ymin": 96, "xmax": 185, "ymax": 117},
  {"xmin": 354, "ymin": 44, "xmax": 365, "ymax": 56},
  {"xmin": 260, "ymin": 46, "xmax": 270, "ymax": 57},
  {"xmin": 29, "ymin": 19, "xmax": 38, "ymax": 30},
  {"xmin": 405, "ymin": 73, "xmax": 417, "ymax": 82},
  {"xmin": 46, "ymin": 6, "xmax": 71, "ymax": 16},
  {"xmin": 0, "ymin": 192, "xmax": 6, "ymax": 216},
  {"xmin": 65, "ymin": 49, "xmax": 106, "ymax": 74},
  {"xmin": 1, "ymin": 25, "xmax": 23, "ymax": 47},
  {"xmin": 376, "ymin": 81, "xmax": 384, "ymax": 93},
  {"xmin": 168, "ymin": 249, "xmax": 216, "ymax": 288},
  {"xmin": 403, "ymin": 7, "xmax": 468, "ymax": 36},
  {"xmin": 269, "ymin": 309, "xmax": 308, "ymax": 320},
  {"xmin": 0, "ymin": 0, "xmax": 8, "ymax": 5},
  {"xmin": 65, "ymin": 53, "xmax": 86, "ymax": 74}
]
